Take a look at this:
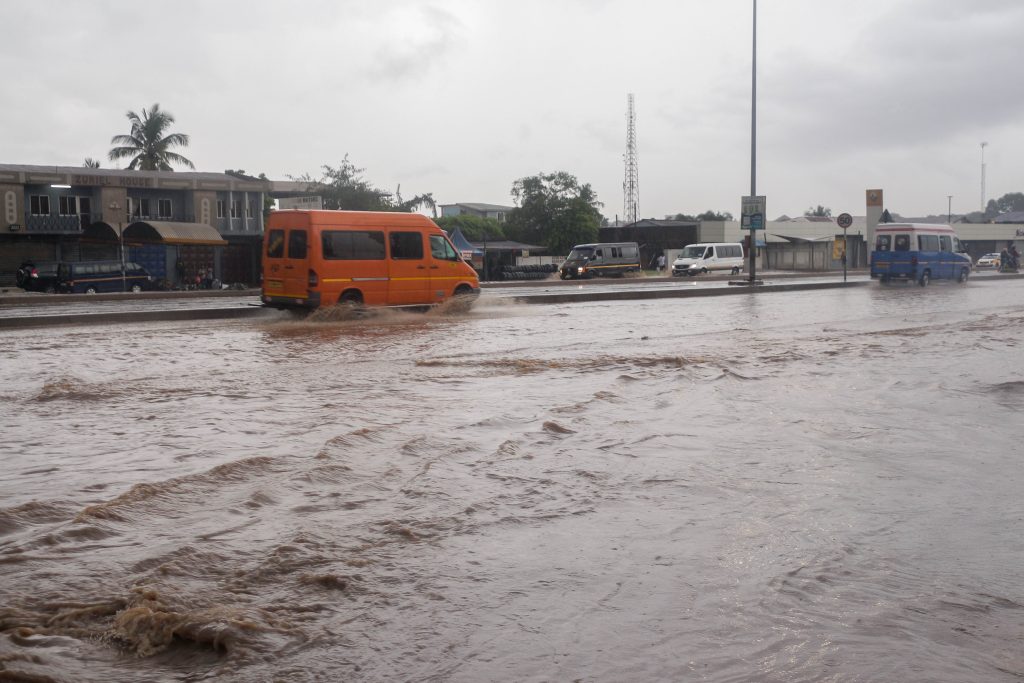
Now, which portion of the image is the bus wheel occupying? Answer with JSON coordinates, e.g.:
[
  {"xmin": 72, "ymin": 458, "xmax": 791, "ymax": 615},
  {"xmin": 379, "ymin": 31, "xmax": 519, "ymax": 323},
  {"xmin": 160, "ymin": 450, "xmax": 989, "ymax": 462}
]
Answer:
[
  {"xmin": 958, "ymin": 268, "xmax": 969, "ymax": 283},
  {"xmin": 339, "ymin": 291, "xmax": 363, "ymax": 307},
  {"xmin": 85, "ymin": 286, "xmax": 98, "ymax": 294},
  {"xmin": 918, "ymin": 270, "xmax": 930, "ymax": 287},
  {"xmin": 130, "ymin": 284, "xmax": 143, "ymax": 293}
]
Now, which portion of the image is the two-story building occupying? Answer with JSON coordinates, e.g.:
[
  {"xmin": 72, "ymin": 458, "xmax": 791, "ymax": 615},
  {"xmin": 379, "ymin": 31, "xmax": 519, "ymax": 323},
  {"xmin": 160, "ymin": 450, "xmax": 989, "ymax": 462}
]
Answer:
[
  {"xmin": 439, "ymin": 202, "xmax": 514, "ymax": 223},
  {"xmin": 0, "ymin": 164, "xmax": 271, "ymax": 286}
]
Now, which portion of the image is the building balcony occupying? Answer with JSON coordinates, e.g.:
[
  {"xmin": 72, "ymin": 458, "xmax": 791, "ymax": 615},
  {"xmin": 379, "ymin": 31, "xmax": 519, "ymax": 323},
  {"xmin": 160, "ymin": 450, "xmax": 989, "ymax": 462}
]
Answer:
[{"xmin": 24, "ymin": 213, "xmax": 89, "ymax": 234}]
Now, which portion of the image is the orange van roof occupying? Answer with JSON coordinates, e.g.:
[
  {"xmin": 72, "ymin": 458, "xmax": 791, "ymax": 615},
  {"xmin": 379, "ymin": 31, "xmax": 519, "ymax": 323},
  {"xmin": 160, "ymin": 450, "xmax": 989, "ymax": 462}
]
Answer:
[{"xmin": 268, "ymin": 210, "xmax": 441, "ymax": 229}]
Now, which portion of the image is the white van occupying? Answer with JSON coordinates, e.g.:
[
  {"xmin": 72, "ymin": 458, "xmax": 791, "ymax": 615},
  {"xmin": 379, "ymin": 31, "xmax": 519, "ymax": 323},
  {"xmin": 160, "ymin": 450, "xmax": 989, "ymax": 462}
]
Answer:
[{"xmin": 671, "ymin": 243, "xmax": 744, "ymax": 276}]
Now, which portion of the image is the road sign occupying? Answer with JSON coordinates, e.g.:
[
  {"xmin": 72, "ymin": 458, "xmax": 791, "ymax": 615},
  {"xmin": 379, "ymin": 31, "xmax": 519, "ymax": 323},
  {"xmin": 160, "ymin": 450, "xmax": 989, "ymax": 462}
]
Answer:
[
  {"xmin": 837, "ymin": 212, "xmax": 853, "ymax": 229},
  {"xmin": 741, "ymin": 195, "xmax": 766, "ymax": 231}
]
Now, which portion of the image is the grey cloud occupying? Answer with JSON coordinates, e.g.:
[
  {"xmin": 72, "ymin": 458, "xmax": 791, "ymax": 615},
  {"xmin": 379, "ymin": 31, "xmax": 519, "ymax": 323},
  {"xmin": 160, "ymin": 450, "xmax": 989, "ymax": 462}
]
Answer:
[{"xmin": 365, "ymin": 5, "xmax": 463, "ymax": 82}]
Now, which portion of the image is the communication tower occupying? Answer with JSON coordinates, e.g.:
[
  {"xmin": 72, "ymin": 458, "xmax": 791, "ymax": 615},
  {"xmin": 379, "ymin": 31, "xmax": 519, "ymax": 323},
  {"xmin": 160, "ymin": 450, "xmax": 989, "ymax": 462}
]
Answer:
[{"xmin": 623, "ymin": 94, "xmax": 639, "ymax": 225}]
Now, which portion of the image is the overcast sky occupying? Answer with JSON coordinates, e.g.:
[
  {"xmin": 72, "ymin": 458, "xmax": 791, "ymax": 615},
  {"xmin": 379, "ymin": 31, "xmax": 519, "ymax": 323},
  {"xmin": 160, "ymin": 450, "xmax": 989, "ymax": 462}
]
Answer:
[{"xmin": 3, "ymin": 0, "xmax": 1022, "ymax": 220}]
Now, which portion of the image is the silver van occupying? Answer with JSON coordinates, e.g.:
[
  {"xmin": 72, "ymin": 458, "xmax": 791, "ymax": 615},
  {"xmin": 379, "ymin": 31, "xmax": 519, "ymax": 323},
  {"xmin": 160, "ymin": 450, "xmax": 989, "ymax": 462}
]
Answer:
[
  {"xmin": 672, "ymin": 243, "xmax": 744, "ymax": 276},
  {"xmin": 559, "ymin": 242, "xmax": 641, "ymax": 279}
]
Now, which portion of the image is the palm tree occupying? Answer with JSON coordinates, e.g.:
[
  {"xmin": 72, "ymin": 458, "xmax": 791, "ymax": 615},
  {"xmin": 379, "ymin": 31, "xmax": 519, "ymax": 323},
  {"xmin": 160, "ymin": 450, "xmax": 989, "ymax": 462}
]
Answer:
[
  {"xmin": 83, "ymin": 157, "xmax": 101, "ymax": 168},
  {"xmin": 108, "ymin": 103, "xmax": 195, "ymax": 171}
]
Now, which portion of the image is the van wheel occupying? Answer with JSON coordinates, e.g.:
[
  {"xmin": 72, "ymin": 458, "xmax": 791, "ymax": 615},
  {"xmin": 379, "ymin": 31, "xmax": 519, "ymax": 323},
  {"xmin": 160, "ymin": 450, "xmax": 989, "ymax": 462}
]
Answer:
[
  {"xmin": 130, "ymin": 284, "xmax": 143, "ymax": 293},
  {"xmin": 44, "ymin": 285, "xmax": 56, "ymax": 294},
  {"xmin": 339, "ymin": 291, "xmax": 362, "ymax": 307},
  {"xmin": 918, "ymin": 270, "xmax": 930, "ymax": 287},
  {"xmin": 85, "ymin": 286, "xmax": 98, "ymax": 294},
  {"xmin": 731, "ymin": 266, "xmax": 740, "ymax": 275},
  {"xmin": 958, "ymin": 268, "xmax": 969, "ymax": 283},
  {"xmin": 701, "ymin": 268, "xmax": 708, "ymax": 275}
]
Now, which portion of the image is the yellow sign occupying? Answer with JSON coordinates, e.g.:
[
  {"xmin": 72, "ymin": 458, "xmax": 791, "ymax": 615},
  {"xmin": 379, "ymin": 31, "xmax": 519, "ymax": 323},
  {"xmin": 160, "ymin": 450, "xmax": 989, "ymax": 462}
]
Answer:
[
  {"xmin": 866, "ymin": 189, "xmax": 883, "ymax": 207},
  {"xmin": 833, "ymin": 238, "xmax": 846, "ymax": 260}
]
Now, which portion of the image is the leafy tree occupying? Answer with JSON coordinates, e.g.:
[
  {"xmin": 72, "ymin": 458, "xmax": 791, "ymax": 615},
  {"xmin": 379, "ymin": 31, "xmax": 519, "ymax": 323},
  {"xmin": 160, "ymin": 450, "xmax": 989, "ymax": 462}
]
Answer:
[
  {"xmin": 108, "ymin": 103, "xmax": 194, "ymax": 171},
  {"xmin": 435, "ymin": 214, "xmax": 505, "ymax": 240},
  {"xmin": 696, "ymin": 210, "xmax": 734, "ymax": 221},
  {"xmin": 293, "ymin": 155, "xmax": 433, "ymax": 213},
  {"xmin": 991, "ymin": 192, "xmax": 1024, "ymax": 215},
  {"xmin": 666, "ymin": 213, "xmax": 696, "ymax": 221},
  {"xmin": 505, "ymin": 172, "xmax": 603, "ymax": 254},
  {"xmin": 805, "ymin": 205, "xmax": 832, "ymax": 217},
  {"xmin": 83, "ymin": 158, "xmax": 100, "ymax": 168}
]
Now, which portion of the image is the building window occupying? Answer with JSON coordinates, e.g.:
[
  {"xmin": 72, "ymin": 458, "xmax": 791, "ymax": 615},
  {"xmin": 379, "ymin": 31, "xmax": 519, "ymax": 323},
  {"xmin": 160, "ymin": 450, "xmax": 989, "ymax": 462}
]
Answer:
[
  {"xmin": 217, "ymin": 199, "xmax": 225, "ymax": 219},
  {"xmin": 132, "ymin": 198, "xmax": 151, "ymax": 218},
  {"xmin": 58, "ymin": 196, "xmax": 78, "ymax": 216},
  {"xmin": 30, "ymin": 195, "xmax": 51, "ymax": 216},
  {"xmin": 231, "ymin": 200, "xmax": 242, "ymax": 218},
  {"xmin": 158, "ymin": 199, "xmax": 172, "ymax": 219},
  {"xmin": 246, "ymin": 201, "xmax": 256, "ymax": 219}
]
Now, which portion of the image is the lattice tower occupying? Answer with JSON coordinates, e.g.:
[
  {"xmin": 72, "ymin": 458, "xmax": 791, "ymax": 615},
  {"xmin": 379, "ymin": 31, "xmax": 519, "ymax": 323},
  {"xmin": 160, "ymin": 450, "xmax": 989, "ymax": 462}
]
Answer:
[{"xmin": 623, "ymin": 94, "xmax": 639, "ymax": 225}]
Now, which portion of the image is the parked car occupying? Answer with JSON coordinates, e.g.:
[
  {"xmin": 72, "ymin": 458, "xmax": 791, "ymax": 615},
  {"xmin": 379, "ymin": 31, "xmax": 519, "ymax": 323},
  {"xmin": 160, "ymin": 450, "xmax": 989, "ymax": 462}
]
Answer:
[
  {"xmin": 16, "ymin": 261, "xmax": 61, "ymax": 293},
  {"xmin": 975, "ymin": 253, "xmax": 1001, "ymax": 269}
]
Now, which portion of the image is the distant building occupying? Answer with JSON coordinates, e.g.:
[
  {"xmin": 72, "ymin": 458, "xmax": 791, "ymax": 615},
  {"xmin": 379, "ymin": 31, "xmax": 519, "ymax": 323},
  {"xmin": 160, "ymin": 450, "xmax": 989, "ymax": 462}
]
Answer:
[
  {"xmin": 600, "ymin": 218, "xmax": 700, "ymax": 267},
  {"xmin": 439, "ymin": 202, "xmax": 514, "ymax": 223},
  {"xmin": 0, "ymin": 163, "xmax": 270, "ymax": 286}
]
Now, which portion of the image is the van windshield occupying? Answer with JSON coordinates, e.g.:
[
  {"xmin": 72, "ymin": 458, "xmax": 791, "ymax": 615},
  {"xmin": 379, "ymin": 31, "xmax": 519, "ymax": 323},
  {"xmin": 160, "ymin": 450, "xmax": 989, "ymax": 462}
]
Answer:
[
  {"xmin": 681, "ymin": 246, "xmax": 708, "ymax": 259},
  {"xmin": 567, "ymin": 247, "xmax": 594, "ymax": 261}
]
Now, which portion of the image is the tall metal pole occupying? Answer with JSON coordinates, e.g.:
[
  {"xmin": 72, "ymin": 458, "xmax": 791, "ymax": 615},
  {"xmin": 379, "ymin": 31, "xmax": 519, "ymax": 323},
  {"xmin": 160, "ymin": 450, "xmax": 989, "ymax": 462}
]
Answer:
[
  {"xmin": 980, "ymin": 142, "xmax": 987, "ymax": 212},
  {"xmin": 749, "ymin": 0, "xmax": 757, "ymax": 284},
  {"xmin": 947, "ymin": 195, "xmax": 952, "ymax": 223}
]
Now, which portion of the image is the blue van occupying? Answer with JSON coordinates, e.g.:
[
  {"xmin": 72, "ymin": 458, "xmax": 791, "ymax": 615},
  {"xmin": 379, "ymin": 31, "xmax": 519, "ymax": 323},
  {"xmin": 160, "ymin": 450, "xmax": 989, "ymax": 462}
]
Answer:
[
  {"xmin": 57, "ymin": 260, "xmax": 153, "ymax": 294},
  {"xmin": 870, "ymin": 223, "xmax": 972, "ymax": 286}
]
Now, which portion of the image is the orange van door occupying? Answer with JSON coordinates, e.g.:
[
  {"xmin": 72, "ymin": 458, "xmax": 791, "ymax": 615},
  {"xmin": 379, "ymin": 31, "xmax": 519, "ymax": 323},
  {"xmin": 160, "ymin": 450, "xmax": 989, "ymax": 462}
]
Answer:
[
  {"xmin": 387, "ymin": 230, "xmax": 429, "ymax": 305},
  {"xmin": 428, "ymin": 233, "xmax": 466, "ymax": 301},
  {"xmin": 283, "ymin": 228, "xmax": 309, "ymax": 297}
]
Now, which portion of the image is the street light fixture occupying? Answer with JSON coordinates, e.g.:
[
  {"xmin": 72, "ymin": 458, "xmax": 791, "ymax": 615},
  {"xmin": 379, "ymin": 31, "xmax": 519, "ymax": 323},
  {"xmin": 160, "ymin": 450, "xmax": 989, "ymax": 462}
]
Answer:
[{"xmin": 108, "ymin": 201, "xmax": 126, "ymax": 292}]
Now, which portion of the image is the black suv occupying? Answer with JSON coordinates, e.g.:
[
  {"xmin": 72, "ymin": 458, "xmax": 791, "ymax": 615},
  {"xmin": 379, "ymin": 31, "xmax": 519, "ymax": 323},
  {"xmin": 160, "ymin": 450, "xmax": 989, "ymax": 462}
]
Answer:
[{"xmin": 16, "ymin": 261, "xmax": 61, "ymax": 293}]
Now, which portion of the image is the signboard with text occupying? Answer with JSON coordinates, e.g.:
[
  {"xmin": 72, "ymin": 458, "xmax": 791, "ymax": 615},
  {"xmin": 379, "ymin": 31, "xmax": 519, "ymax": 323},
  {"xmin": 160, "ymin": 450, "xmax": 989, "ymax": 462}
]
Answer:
[{"xmin": 741, "ymin": 195, "xmax": 766, "ymax": 230}]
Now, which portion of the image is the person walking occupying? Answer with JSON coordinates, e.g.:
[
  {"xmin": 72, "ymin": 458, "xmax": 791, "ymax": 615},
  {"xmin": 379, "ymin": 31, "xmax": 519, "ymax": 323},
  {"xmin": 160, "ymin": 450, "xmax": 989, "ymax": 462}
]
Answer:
[{"xmin": 656, "ymin": 253, "xmax": 666, "ymax": 272}]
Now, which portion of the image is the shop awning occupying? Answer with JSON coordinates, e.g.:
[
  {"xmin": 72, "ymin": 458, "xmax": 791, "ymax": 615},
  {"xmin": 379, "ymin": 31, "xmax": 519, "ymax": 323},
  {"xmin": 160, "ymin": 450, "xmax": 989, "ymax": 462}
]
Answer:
[{"xmin": 124, "ymin": 221, "xmax": 228, "ymax": 246}]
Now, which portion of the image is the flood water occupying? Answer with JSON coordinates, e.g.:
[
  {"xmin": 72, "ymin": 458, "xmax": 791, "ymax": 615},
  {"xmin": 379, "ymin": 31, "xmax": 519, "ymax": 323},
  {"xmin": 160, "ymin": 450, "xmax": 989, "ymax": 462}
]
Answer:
[{"xmin": 2, "ymin": 281, "xmax": 1023, "ymax": 682}]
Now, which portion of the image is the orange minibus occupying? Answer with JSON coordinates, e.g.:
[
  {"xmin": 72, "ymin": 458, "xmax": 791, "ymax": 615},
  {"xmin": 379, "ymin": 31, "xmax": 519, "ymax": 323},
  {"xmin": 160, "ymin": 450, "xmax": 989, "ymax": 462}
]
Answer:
[{"xmin": 261, "ymin": 210, "xmax": 480, "ymax": 309}]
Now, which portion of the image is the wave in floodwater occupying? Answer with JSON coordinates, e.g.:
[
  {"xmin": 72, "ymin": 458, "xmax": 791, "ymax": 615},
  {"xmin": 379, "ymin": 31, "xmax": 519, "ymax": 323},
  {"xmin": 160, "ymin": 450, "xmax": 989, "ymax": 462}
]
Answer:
[{"xmin": 2, "ymin": 286, "xmax": 1024, "ymax": 681}]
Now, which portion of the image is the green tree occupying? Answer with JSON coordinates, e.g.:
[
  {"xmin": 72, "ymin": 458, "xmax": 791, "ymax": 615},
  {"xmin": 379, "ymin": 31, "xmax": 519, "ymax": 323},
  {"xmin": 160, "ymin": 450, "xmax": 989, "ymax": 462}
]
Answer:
[
  {"xmin": 505, "ymin": 172, "xmax": 603, "ymax": 254},
  {"xmin": 294, "ymin": 155, "xmax": 433, "ymax": 213},
  {"xmin": 696, "ymin": 210, "xmax": 734, "ymax": 221},
  {"xmin": 804, "ymin": 205, "xmax": 832, "ymax": 217},
  {"xmin": 435, "ymin": 214, "xmax": 505, "ymax": 240},
  {"xmin": 992, "ymin": 192, "xmax": 1024, "ymax": 215},
  {"xmin": 108, "ymin": 103, "xmax": 194, "ymax": 171}
]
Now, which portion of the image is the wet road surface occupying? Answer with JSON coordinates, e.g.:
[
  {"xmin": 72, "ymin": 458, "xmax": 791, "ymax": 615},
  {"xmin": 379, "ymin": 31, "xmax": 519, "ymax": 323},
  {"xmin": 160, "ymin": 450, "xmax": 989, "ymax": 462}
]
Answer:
[{"xmin": 1, "ymin": 279, "xmax": 1022, "ymax": 681}]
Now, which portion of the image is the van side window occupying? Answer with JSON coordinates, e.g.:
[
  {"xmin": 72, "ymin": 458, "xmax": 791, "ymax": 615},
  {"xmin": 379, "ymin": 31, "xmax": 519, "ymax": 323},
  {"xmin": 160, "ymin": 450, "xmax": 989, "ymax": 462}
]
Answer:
[
  {"xmin": 623, "ymin": 246, "xmax": 637, "ymax": 258},
  {"xmin": 321, "ymin": 231, "xmax": 385, "ymax": 260},
  {"xmin": 875, "ymin": 235, "xmax": 891, "ymax": 251},
  {"xmin": 939, "ymin": 235, "xmax": 952, "ymax": 252},
  {"xmin": 288, "ymin": 230, "xmax": 307, "ymax": 259},
  {"xmin": 894, "ymin": 235, "xmax": 910, "ymax": 251},
  {"xmin": 267, "ymin": 230, "xmax": 285, "ymax": 258},
  {"xmin": 595, "ymin": 249, "xmax": 604, "ymax": 258},
  {"xmin": 390, "ymin": 232, "xmax": 424, "ymax": 259},
  {"xmin": 429, "ymin": 235, "xmax": 459, "ymax": 261},
  {"xmin": 918, "ymin": 234, "xmax": 939, "ymax": 251}
]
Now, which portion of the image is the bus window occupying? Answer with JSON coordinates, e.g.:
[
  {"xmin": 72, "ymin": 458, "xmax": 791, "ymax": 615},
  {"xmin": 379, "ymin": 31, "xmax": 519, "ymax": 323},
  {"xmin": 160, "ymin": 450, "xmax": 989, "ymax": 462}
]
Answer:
[
  {"xmin": 894, "ymin": 235, "xmax": 910, "ymax": 251},
  {"xmin": 875, "ymin": 235, "xmax": 891, "ymax": 251},
  {"xmin": 288, "ymin": 230, "xmax": 307, "ymax": 259},
  {"xmin": 939, "ymin": 235, "xmax": 952, "ymax": 252},
  {"xmin": 390, "ymin": 232, "xmax": 424, "ymax": 259},
  {"xmin": 267, "ymin": 229, "xmax": 285, "ymax": 258},
  {"xmin": 322, "ymin": 231, "xmax": 386, "ymax": 260},
  {"xmin": 918, "ymin": 234, "xmax": 939, "ymax": 251},
  {"xmin": 429, "ymin": 234, "xmax": 459, "ymax": 261}
]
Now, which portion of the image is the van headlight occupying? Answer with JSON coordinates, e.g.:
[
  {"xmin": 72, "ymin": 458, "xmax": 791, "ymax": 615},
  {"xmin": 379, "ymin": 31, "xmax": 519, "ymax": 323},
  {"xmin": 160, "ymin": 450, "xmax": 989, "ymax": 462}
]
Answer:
[{"xmin": 577, "ymin": 267, "xmax": 584, "ymax": 274}]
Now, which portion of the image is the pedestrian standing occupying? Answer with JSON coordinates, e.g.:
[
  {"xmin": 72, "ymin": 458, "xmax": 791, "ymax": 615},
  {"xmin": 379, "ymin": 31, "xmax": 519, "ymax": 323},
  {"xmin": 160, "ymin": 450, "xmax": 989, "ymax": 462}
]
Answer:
[{"xmin": 656, "ymin": 253, "xmax": 666, "ymax": 272}]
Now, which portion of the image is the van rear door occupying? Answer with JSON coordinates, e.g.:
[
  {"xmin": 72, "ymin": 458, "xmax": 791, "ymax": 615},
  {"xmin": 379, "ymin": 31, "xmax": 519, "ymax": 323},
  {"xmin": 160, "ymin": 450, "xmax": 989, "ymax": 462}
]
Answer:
[{"xmin": 264, "ymin": 227, "xmax": 309, "ymax": 300}]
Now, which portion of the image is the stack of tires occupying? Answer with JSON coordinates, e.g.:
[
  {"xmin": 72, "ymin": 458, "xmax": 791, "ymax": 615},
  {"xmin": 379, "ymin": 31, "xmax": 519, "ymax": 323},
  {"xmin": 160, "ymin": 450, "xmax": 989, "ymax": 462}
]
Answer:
[{"xmin": 499, "ymin": 264, "xmax": 558, "ymax": 281}]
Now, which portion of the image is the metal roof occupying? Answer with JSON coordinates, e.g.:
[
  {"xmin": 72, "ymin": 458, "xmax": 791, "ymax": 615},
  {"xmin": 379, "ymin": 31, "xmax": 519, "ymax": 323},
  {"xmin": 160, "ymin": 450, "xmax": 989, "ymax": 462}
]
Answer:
[{"xmin": 123, "ymin": 221, "xmax": 228, "ymax": 246}]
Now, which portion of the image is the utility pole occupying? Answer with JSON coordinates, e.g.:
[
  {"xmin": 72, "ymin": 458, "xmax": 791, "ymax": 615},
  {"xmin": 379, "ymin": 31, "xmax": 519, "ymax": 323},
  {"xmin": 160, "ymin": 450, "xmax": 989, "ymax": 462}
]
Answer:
[
  {"xmin": 749, "ymin": 0, "xmax": 757, "ymax": 284},
  {"xmin": 980, "ymin": 142, "xmax": 987, "ymax": 213}
]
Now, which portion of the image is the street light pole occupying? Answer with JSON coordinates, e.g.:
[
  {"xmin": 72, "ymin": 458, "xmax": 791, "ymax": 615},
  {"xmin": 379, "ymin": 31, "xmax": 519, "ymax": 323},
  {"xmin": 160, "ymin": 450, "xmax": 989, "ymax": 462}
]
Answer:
[
  {"xmin": 947, "ymin": 195, "xmax": 953, "ymax": 224},
  {"xmin": 749, "ymin": 0, "xmax": 757, "ymax": 285},
  {"xmin": 108, "ymin": 201, "xmax": 125, "ymax": 292}
]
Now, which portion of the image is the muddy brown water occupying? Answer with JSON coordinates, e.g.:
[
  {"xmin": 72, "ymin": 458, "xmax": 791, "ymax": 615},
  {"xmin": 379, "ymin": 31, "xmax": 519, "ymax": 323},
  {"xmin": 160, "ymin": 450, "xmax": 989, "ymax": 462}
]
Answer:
[{"xmin": 1, "ymin": 282, "xmax": 1023, "ymax": 682}]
